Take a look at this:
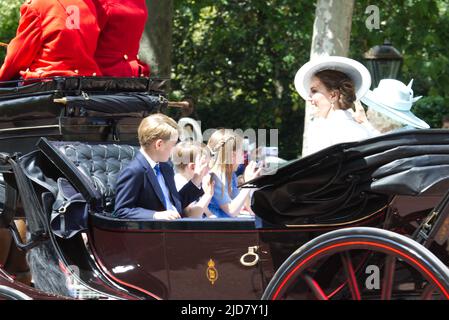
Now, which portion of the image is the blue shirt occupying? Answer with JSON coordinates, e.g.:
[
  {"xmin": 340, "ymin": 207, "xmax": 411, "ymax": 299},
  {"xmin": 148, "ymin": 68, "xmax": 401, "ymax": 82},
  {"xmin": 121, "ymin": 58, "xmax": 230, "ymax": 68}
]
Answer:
[{"xmin": 208, "ymin": 172, "xmax": 239, "ymax": 218}]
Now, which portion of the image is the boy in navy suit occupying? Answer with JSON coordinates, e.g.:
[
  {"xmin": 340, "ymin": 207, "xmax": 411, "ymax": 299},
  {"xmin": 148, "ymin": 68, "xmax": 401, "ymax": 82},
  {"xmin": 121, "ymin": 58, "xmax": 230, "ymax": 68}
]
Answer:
[{"xmin": 114, "ymin": 113, "xmax": 206, "ymax": 220}]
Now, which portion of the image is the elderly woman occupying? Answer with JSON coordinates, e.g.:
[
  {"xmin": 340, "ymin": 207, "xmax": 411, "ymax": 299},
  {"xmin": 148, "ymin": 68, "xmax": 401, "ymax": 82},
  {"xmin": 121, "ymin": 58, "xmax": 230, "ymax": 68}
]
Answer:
[
  {"xmin": 295, "ymin": 56, "xmax": 376, "ymax": 156},
  {"xmin": 361, "ymin": 79, "xmax": 430, "ymax": 133}
]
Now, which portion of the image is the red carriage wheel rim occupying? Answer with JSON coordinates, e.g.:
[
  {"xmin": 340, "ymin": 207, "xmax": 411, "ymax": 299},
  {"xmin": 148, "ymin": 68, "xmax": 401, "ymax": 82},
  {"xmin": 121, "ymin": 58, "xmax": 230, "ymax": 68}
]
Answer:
[{"xmin": 272, "ymin": 241, "xmax": 449, "ymax": 300}]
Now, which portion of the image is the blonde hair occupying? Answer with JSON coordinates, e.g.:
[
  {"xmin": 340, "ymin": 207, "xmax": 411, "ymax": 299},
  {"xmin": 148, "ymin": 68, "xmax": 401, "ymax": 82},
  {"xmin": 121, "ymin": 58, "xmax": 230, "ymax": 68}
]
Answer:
[
  {"xmin": 172, "ymin": 141, "xmax": 209, "ymax": 171},
  {"xmin": 366, "ymin": 108, "xmax": 404, "ymax": 133},
  {"xmin": 138, "ymin": 113, "xmax": 179, "ymax": 147},
  {"xmin": 207, "ymin": 129, "xmax": 243, "ymax": 197}
]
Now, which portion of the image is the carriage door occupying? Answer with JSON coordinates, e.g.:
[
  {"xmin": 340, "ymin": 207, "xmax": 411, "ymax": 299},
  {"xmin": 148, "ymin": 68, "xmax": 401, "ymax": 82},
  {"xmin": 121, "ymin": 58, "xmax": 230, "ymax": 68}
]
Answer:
[{"xmin": 164, "ymin": 219, "xmax": 263, "ymax": 299}]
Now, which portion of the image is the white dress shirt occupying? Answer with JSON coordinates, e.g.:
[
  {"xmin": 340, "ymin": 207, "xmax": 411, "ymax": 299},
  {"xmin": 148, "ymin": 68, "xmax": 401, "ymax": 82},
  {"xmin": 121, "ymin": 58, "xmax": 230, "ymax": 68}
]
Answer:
[
  {"xmin": 174, "ymin": 173, "xmax": 189, "ymax": 191},
  {"xmin": 139, "ymin": 148, "xmax": 178, "ymax": 213}
]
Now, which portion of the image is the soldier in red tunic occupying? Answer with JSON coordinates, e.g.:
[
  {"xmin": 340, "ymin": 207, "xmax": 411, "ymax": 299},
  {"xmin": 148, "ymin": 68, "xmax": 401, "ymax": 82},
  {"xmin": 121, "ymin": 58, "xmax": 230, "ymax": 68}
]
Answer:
[
  {"xmin": 93, "ymin": 0, "xmax": 150, "ymax": 77},
  {"xmin": 0, "ymin": 0, "xmax": 102, "ymax": 81}
]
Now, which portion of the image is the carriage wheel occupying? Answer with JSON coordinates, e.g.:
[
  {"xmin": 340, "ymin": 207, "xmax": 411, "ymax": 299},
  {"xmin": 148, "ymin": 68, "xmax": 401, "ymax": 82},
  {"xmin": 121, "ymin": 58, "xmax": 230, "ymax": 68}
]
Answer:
[
  {"xmin": 0, "ymin": 285, "xmax": 32, "ymax": 300},
  {"xmin": 262, "ymin": 227, "xmax": 449, "ymax": 300}
]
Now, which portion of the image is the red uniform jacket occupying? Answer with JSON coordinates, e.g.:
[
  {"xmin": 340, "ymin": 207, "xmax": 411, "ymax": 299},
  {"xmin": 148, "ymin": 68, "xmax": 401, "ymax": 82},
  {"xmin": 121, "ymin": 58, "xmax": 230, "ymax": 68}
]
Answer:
[
  {"xmin": 0, "ymin": 0, "xmax": 101, "ymax": 81},
  {"xmin": 94, "ymin": 0, "xmax": 150, "ymax": 77}
]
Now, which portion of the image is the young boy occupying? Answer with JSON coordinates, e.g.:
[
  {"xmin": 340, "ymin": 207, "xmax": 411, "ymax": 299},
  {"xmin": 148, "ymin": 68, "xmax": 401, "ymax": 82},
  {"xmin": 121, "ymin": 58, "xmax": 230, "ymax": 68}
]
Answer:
[
  {"xmin": 114, "ymin": 113, "xmax": 206, "ymax": 220},
  {"xmin": 172, "ymin": 141, "xmax": 215, "ymax": 218}
]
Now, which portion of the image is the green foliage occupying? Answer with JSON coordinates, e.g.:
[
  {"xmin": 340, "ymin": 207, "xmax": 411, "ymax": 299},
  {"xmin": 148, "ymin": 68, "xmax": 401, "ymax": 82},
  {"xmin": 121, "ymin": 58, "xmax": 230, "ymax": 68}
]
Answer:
[
  {"xmin": 412, "ymin": 96, "xmax": 447, "ymax": 128},
  {"xmin": 172, "ymin": 0, "xmax": 449, "ymax": 158},
  {"xmin": 351, "ymin": 0, "xmax": 449, "ymax": 127},
  {"xmin": 0, "ymin": 0, "xmax": 22, "ymax": 62},
  {"xmin": 171, "ymin": 0, "xmax": 316, "ymax": 159}
]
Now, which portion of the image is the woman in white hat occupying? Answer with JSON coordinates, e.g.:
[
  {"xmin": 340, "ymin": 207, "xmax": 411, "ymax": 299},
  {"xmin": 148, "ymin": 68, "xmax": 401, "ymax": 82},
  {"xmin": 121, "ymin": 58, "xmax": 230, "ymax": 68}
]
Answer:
[{"xmin": 295, "ymin": 56, "xmax": 376, "ymax": 156}]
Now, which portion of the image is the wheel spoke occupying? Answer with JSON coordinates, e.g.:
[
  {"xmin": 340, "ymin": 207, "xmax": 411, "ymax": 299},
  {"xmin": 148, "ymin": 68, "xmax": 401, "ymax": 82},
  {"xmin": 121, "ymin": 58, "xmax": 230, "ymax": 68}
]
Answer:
[
  {"xmin": 340, "ymin": 252, "xmax": 361, "ymax": 300},
  {"xmin": 303, "ymin": 274, "xmax": 328, "ymax": 300},
  {"xmin": 327, "ymin": 282, "xmax": 346, "ymax": 299},
  {"xmin": 381, "ymin": 256, "xmax": 396, "ymax": 300},
  {"xmin": 421, "ymin": 284, "xmax": 436, "ymax": 300},
  {"xmin": 327, "ymin": 251, "xmax": 371, "ymax": 299}
]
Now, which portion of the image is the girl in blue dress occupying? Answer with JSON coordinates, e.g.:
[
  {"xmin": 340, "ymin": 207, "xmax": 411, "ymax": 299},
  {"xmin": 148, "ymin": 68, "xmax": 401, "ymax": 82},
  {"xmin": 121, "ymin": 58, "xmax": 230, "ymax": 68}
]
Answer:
[{"xmin": 207, "ymin": 129, "xmax": 261, "ymax": 218}]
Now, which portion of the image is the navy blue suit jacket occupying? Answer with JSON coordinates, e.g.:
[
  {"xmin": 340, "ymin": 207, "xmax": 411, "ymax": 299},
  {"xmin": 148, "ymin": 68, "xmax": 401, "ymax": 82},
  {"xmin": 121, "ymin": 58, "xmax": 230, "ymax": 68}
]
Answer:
[{"xmin": 114, "ymin": 152, "xmax": 204, "ymax": 219}]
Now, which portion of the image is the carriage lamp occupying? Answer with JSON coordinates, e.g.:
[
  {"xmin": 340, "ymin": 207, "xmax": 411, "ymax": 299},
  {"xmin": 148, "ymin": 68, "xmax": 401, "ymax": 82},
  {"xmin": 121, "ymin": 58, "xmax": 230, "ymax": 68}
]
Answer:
[{"xmin": 364, "ymin": 40, "xmax": 403, "ymax": 89}]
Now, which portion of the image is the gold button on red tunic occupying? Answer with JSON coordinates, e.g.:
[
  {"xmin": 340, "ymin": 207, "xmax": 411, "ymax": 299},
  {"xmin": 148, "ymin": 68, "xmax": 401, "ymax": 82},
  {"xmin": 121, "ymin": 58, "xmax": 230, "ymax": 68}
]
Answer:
[
  {"xmin": 0, "ymin": 0, "xmax": 102, "ymax": 81},
  {"xmin": 93, "ymin": 0, "xmax": 150, "ymax": 77}
]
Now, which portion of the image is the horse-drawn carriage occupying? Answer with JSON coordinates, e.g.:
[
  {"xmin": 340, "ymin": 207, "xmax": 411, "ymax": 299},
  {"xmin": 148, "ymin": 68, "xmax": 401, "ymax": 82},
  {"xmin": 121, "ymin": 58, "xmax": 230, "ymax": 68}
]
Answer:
[{"xmin": 1, "ymin": 77, "xmax": 449, "ymax": 300}]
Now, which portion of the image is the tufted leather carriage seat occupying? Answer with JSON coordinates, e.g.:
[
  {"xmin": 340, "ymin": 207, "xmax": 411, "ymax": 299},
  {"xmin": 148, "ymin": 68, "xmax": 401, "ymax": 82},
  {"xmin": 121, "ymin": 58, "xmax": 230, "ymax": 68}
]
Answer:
[
  {"xmin": 37, "ymin": 138, "xmax": 138, "ymax": 214},
  {"xmin": 33, "ymin": 138, "xmax": 258, "ymax": 234}
]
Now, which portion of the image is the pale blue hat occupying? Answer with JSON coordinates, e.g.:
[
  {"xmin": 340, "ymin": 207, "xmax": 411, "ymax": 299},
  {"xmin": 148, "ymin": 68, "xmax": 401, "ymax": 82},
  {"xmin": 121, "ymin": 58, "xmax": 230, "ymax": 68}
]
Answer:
[{"xmin": 361, "ymin": 79, "xmax": 430, "ymax": 129}]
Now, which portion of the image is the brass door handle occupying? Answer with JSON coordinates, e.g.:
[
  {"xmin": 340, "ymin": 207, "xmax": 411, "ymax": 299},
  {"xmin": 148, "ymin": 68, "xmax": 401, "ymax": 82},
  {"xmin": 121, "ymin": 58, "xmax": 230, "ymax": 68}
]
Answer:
[{"xmin": 240, "ymin": 246, "xmax": 259, "ymax": 267}]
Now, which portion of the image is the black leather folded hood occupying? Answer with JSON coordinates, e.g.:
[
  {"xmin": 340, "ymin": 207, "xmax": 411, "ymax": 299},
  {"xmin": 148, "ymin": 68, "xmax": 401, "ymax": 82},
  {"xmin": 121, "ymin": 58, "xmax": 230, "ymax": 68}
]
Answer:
[
  {"xmin": 0, "ymin": 77, "xmax": 167, "ymax": 121},
  {"xmin": 0, "ymin": 77, "xmax": 168, "ymax": 154},
  {"xmin": 0, "ymin": 93, "xmax": 163, "ymax": 122},
  {"xmin": 61, "ymin": 93, "xmax": 163, "ymax": 114},
  {"xmin": 244, "ymin": 130, "xmax": 449, "ymax": 226},
  {"xmin": 0, "ymin": 94, "xmax": 63, "ymax": 122},
  {"xmin": 0, "ymin": 76, "xmax": 166, "ymax": 98}
]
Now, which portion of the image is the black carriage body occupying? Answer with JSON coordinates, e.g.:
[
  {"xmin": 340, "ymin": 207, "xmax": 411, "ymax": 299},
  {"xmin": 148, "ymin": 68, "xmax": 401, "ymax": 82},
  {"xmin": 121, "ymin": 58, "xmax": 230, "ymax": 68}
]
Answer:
[
  {"xmin": 2, "ymin": 78, "xmax": 449, "ymax": 299},
  {"xmin": 4, "ymin": 130, "xmax": 449, "ymax": 299}
]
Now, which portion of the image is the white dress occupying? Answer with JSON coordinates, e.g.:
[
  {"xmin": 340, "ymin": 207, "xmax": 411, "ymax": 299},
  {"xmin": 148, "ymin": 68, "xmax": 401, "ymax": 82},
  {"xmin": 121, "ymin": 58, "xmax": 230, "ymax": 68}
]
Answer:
[{"xmin": 306, "ymin": 109, "xmax": 377, "ymax": 156}]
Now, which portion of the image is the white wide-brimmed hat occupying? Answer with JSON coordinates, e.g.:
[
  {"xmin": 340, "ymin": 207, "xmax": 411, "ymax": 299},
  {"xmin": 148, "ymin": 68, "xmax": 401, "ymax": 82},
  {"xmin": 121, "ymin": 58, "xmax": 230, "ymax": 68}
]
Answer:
[
  {"xmin": 361, "ymin": 79, "xmax": 430, "ymax": 129},
  {"xmin": 294, "ymin": 55, "xmax": 372, "ymax": 101}
]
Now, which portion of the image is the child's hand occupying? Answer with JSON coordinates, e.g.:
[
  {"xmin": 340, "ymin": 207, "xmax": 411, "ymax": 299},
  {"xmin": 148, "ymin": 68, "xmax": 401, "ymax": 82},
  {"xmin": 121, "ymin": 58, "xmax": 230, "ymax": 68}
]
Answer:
[
  {"xmin": 239, "ymin": 208, "xmax": 255, "ymax": 217},
  {"xmin": 195, "ymin": 154, "xmax": 209, "ymax": 177},
  {"xmin": 351, "ymin": 101, "xmax": 368, "ymax": 124},
  {"xmin": 192, "ymin": 154, "xmax": 209, "ymax": 187},
  {"xmin": 203, "ymin": 175, "xmax": 215, "ymax": 197},
  {"xmin": 244, "ymin": 161, "xmax": 262, "ymax": 182},
  {"xmin": 153, "ymin": 210, "xmax": 181, "ymax": 220}
]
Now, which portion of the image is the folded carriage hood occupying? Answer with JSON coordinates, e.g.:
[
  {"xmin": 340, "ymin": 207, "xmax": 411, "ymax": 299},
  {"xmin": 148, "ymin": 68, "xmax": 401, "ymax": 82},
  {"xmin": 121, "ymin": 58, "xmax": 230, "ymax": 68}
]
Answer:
[
  {"xmin": 0, "ymin": 76, "xmax": 166, "ymax": 97},
  {"xmin": 242, "ymin": 130, "xmax": 449, "ymax": 226},
  {"xmin": 0, "ymin": 77, "xmax": 168, "ymax": 122}
]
